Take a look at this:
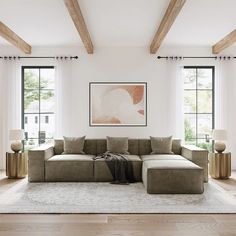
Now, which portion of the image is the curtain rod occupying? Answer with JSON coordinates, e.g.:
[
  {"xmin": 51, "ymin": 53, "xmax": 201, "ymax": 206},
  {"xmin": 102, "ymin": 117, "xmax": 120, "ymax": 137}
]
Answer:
[
  {"xmin": 0, "ymin": 56, "xmax": 78, "ymax": 60},
  {"xmin": 157, "ymin": 56, "xmax": 236, "ymax": 60}
]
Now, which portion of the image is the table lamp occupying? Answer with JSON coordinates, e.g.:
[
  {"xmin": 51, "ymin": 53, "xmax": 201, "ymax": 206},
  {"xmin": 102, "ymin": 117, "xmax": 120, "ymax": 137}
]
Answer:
[
  {"xmin": 9, "ymin": 129, "xmax": 25, "ymax": 153},
  {"xmin": 212, "ymin": 129, "xmax": 227, "ymax": 153}
]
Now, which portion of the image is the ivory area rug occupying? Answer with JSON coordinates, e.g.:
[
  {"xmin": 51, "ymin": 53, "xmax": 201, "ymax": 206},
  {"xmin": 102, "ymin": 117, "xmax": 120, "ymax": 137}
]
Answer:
[{"xmin": 0, "ymin": 179, "xmax": 236, "ymax": 213}]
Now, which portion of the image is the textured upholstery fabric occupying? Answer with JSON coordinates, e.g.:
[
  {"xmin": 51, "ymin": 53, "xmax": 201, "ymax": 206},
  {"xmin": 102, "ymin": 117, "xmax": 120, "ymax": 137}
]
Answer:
[
  {"xmin": 54, "ymin": 139, "xmax": 64, "ymax": 155},
  {"xmin": 139, "ymin": 139, "xmax": 152, "ymax": 155},
  {"xmin": 45, "ymin": 154, "xmax": 94, "ymax": 181},
  {"xmin": 94, "ymin": 155, "xmax": 142, "ymax": 182},
  {"xmin": 181, "ymin": 145, "xmax": 209, "ymax": 182},
  {"xmin": 28, "ymin": 139, "xmax": 208, "ymax": 193},
  {"xmin": 97, "ymin": 139, "xmax": 107, "ymax": 155},
  {"xmin": 53, "ymin": 139, "xmax": 182, "ymax": 156},
  {"xmin": 142, "ymin": 160, "xmax": 204, "ymax": 194},
  {"xmin": 141, "ymin": 154, "xmax": 186, "ymax": 162},
  {"xmin": 63, "ymin": 136, "xmax": 85, "ymax": 154},
  {"xmin": 84, "ymin": 139, "xmax": 97, "ymax": 155},
  {"xmin": 48, "ymin": 155, "xmax": 94, "ymax": 161},
  {"xmin": 150, "ymin": 136, "xmax": 173, "ymax": 154},
  {"xmin": 28, "ymin": 145, "xmax": 54, "ymax": 182},
  {"xmin": 172, "ymin": 139, "xmax": 182, "ymax": 155},
  {"xmin": 128, "ymin": 139, "xmax": 139, "ymax": 155},
  {"xmin": 106, "ymin": 136, "xmax": 129, "ymax": 154}
]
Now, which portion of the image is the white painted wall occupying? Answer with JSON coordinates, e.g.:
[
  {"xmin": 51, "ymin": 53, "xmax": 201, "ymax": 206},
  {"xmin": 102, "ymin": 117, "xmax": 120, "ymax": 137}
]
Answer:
[{"xmin": 0, "ymin": 45, "xmax": 236, "ymax": 169}]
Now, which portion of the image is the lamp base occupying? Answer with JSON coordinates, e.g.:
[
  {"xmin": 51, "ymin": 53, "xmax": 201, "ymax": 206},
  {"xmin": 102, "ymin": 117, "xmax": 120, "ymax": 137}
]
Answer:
[
  {"xmin": 214, "ymin": 141, "xmax": 226, "ymax": 153},
  {"xmin": 11, "ymin": 141, "xmax": 23, "ymax": 153}
]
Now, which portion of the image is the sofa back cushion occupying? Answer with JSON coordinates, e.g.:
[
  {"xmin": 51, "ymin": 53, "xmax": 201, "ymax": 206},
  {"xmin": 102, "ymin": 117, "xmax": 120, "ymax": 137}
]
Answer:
[
  {"xmin": 54, "ymin": 139, "xmax": 64, "ymax": 155},
  {"xmin": 53, "ymin": 138, "xmax": 181, "ymax": 155},
  {"xmin": 84, "ymin": 139, "xmax": 97, "ymax": 155},
  {"xmin": 172, "ymin": 139, "xmax": 182, "ymax": 155}
]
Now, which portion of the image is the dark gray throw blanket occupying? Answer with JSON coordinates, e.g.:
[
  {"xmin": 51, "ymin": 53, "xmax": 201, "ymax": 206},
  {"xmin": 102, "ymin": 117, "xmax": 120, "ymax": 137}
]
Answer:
[{"xmin": 94, "ymin": 152, "xmax": 135, "ymax": 184}]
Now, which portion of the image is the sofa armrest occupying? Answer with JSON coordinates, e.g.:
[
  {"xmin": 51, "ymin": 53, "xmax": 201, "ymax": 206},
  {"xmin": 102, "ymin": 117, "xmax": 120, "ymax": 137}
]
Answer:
[
  {"xmin": 28, "ymin": 145, "xmax": 54, "ymax": 182},
  {"xmin": 181, "ymin": 145, "xmax": 208, "ymax": 182}
]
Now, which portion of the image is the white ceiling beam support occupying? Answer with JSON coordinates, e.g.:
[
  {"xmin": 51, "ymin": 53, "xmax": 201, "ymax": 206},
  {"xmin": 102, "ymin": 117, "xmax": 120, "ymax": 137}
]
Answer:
[
  {"xmin": 64, "ymin": 0, "xmax": 94, "ymax": 54},
  {"xmin": 150, "ymin": 0, "xmax": 186, "ymax": 54}
]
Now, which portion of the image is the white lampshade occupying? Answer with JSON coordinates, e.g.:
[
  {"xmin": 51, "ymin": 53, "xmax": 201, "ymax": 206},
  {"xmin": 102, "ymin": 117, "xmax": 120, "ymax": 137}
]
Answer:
[
  {"xmin": 9, "ymin": 129, "xmax": 25, "ymax": 141},
  {"xmin": 212, "ymin": 129, "xmax": 227, "ymax": 141}
]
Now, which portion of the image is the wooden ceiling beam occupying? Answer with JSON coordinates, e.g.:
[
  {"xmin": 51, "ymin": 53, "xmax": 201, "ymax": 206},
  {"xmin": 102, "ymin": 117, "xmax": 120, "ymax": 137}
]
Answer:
[
  {"xmin": 0, "ymin": 21, "xmax": 31, "ymax": 54},
  {"xmin": 212, "ymin": 29, "xmax": 236, "ymax": 54},
  {"xmin": 150, "ymin": 0, "xmax": 186, "ymax": 54},
  {"xmin": 64, "ymin": 0, "xmax": 94, "ymax": 54}
]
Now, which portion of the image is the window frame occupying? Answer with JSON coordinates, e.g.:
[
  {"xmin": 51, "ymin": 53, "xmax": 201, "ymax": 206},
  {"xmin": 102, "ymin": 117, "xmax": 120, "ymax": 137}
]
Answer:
[
  {"xmin": 183, "ymin": 66, "xmax": 215, "ymax": 146},
  {"xmin": 21, "ymin": 66, "xmax": 55, "ymax": 147}
]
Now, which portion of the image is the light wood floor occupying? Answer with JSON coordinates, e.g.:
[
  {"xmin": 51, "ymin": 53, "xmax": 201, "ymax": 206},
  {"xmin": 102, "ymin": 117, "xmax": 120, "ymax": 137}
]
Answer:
[{"xmin": 0, "ymin": 171, "xmax": 236, "ymax": 236}]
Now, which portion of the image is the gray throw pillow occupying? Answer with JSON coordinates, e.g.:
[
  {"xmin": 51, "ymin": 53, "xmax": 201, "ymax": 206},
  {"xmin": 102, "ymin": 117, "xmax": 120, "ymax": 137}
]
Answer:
[
  {"xmin": 63, "ymin": 136, "xmax": 86, "ymax": 154},
  {"xmin": 150, "ymin": 136, "xmax": 173, "ymax": 154},
  {"xmin": 106, "ymin": 136, "xmax": 129, "ymax": 154}
]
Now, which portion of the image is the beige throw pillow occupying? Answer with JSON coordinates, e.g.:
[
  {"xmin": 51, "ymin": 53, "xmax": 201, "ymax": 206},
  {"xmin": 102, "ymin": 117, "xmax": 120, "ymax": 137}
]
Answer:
[
  {"xmin": 150, "ymin": 136, "xmax": 173, "ymax": 154},
  {"xmin": 63, "ymin": 136, "xmax": 86, "ymax": 154},
  {"xmin": 106, "ymin": 136, "xmax": 129, "ymax": 154}
]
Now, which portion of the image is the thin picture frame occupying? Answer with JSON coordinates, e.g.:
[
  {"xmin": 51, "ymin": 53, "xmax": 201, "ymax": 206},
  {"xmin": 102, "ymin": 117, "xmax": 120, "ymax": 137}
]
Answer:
[{"xmin": 89, "ymin": 82, "xmax": 147, "ymax": 127}]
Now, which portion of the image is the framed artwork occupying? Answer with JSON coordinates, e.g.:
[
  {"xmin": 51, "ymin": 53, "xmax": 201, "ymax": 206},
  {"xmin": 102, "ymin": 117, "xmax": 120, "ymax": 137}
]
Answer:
[{"xmin": 89, "ymin": 82, "xmax": 147, "ymax": 126}]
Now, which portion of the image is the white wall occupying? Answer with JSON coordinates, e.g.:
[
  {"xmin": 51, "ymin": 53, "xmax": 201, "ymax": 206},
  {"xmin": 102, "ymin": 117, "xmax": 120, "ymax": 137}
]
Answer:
[
  {"xmin": 62, "ymin": 47, "xmax": 172, "ymax": 138},
  {"xmin": 0, "ymin": 45, "xmax": 236, "ymax": 169}
]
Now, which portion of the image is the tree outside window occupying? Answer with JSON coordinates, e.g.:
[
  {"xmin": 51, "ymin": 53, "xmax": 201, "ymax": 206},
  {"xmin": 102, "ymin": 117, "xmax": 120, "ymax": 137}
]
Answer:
[
  {"xmin": 183, "ymin": 67, "xmax": 214, "ymax": 151},
  {"xmin": 22, "ymin": 67, "xmax": 55, "ymax": 150}
]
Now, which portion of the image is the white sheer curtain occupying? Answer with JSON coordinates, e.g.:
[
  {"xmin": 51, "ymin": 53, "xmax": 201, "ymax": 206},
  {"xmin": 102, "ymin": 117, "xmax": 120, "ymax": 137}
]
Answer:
[
  {"xmin": 215, "ymin": 60, "xmax": 229, "ymax": 129},
  {"xmin": 166, "ymin": 59, "xmax": 184, "ymax": 140},
  {"xmin": 54, "ymin": 59, "xmax": 74, "ymax": 138},
  {"xmin": 215, "ymin": 59, "xmax": 236, "ymax": 164},
  {"xmin": 0, "ymin": 59, "xmax": 21, "ymax": 169}
]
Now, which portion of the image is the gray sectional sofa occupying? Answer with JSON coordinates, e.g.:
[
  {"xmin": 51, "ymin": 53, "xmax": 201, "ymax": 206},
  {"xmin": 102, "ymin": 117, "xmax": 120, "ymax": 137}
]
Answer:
[{"xmin": 28, "ymin": 139, "xmax": 208, "ymax": 194}]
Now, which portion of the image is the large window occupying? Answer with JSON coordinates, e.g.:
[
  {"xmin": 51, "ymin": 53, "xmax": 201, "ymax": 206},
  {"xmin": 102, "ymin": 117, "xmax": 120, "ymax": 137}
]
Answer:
[
  {"xmin": 183, "ymin": 66, "xmax": 214, "ymax": 150},
  {"xmin": 22, "ymin": 67, "xmax": 55, "ymax": 150}
]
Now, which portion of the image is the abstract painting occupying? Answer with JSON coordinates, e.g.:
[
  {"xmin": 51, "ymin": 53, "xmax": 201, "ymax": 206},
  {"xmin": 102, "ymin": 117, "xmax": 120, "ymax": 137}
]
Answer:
[{"xmin": 89, "ymin": 82, "xmax": 147, "ymax": 126}]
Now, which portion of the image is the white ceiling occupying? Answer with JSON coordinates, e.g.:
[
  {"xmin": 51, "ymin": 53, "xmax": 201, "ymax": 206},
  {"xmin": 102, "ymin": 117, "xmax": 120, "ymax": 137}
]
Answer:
[{"xmin": 0, "ymin": 0, "xmax": 235, "ymax": 47}]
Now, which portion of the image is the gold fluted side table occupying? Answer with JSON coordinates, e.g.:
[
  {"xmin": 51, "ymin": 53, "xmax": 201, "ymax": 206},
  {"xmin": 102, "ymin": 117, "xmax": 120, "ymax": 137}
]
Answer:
[
  {"xmin": 209, "ymin": 152, "xmax": 231, "ymax": 179},
  {"xmin": 6, "ymin": 152, "xmax": 28, "ymax": 178}
]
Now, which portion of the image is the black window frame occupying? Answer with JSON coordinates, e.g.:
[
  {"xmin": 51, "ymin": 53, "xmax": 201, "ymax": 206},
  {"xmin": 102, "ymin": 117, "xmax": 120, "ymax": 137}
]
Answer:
[
  {"xmin": 183, "ymin": 66, "xmax": 215, "ymax": 146},
  {"xmin": 21, "ymin": 66, "xmax": 55, "ymax": 147}
]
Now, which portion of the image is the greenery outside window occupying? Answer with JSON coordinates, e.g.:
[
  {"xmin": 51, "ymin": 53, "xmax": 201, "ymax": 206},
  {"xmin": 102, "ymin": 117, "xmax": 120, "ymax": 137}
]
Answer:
[
  {"xmin": 22, "ymin": 67, "xmax": 55, "ymax": 150},
  {"xmin": 183, "ymin": 66, "xmax": 214, "ymax": 151}
]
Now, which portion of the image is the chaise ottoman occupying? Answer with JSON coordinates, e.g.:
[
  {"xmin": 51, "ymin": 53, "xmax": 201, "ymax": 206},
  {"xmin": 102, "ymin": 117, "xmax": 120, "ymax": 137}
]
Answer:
[{"xmin": 142, "ymin": 155, "xmax": 204, "ymax": 194}]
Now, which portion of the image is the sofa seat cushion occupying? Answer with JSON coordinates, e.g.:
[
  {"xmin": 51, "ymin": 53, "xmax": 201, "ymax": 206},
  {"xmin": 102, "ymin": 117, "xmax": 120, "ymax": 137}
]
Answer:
[
  {"xmin": 142, "ymin": 159, "xmax": 204, "ymax": 194},
  {"xmin": 45, "ymin": 155, "xmax": 94, "ymax": 181},
  {"xmin": 140, "ymin": 154, "xmax": 186, "ymax": 162},
  {"xmin": 94, "ymin": 155, "xmax": 142, "ymax": 182},
  {"xmin": 143, "ymin": 159, "xmax": 202, "ymax": 170},
  {"xmin": 48, "ymin": 154, "xmax": 94, "ymax": 161}
]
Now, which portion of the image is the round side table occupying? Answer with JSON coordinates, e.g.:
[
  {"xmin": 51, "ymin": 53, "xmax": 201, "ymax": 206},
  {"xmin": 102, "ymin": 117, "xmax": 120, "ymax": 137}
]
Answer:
[
  {"xmin": 6, "ymin": 152, "xmax": 28, "ymax": 178},
  {"xmin": 209, "ymin": 152, "xmax": 231, "ymax": 179}
]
